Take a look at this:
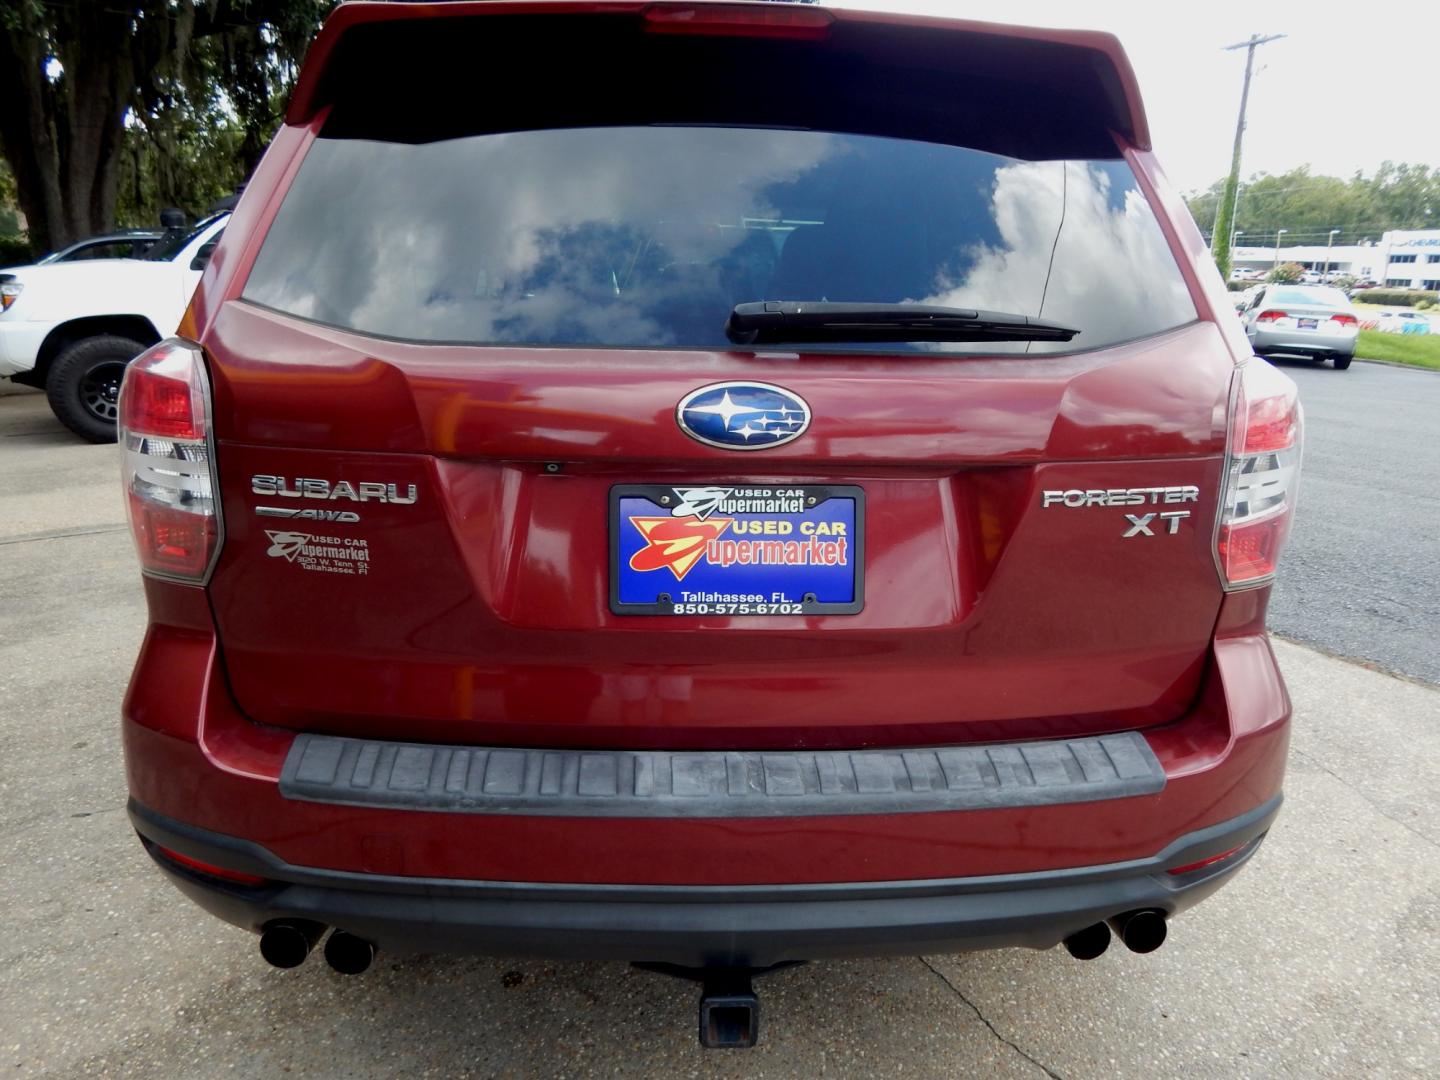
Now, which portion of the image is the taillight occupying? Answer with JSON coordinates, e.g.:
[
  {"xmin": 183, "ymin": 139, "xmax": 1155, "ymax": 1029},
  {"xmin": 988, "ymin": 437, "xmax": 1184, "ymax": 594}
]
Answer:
[
  {"xmin": 117, "ymin": 338, "xmax": 222, "ymax": 583},
  {"xmin": 1328, "ymin": 313, "xmax": 1358, "ymax": 328},
  {"xmin": 1254, "ymin": 309, "xmax": 1289, "ymax": 324},
  {"xmin": 1215, "ymin": 359, "xmax": 1302, "ymax": 589},
  {"xmin": 643, "ymin": 3, "xmax": 832, "ymax": 39}
]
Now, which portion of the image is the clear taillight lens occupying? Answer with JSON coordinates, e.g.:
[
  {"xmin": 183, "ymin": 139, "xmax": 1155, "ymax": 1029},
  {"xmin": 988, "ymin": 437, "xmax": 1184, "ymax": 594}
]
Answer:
[
  {"xmin": 117, "ymin": 339, "xmax": 222, "ymax": 582},
  {"xmin": 1215, "ymin": 358, "xmax": 1302, "ymax": 588}
]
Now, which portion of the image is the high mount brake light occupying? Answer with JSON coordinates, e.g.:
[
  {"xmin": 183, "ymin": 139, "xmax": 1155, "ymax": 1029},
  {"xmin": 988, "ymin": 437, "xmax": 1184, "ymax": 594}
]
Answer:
[
  {"xmin": 642, "ymin": 3, "xmax": 833, "ymax": 39},
  {"xmin": 1215, "ymin": 359, "xmax": 1302, "ymax": 589},
  {"xmin": 118, "ymin": 339, "xmax": 223, "ymax": 583}
]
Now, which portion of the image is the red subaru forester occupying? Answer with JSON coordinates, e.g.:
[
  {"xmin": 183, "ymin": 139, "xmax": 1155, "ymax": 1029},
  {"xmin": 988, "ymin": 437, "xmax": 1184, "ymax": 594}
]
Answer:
[{"xmin": 119, "ymin": 0, "xmax": 1299, "ymax": 1048}]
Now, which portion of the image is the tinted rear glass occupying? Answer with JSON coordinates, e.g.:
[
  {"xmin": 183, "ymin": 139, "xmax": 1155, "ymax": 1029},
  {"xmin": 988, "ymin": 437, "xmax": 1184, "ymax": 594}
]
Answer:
[
  {"xmin": 243, "ymin": 126, "xmax": 1195, "ymax": 354},
  {"xmin": 1266, "ymin": 286, "xmax": 1350, "ymax": 308}
]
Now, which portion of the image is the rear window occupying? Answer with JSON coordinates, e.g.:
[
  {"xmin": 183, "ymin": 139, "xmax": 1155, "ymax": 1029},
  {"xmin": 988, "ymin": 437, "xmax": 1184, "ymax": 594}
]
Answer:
[
  {"xmin": 244, "ymin": 125, "xmax": 1194, "ymax": 356},
  {"xmin": 1266, "ymin": 287, "xmax": 1350, "ymax": 308}
]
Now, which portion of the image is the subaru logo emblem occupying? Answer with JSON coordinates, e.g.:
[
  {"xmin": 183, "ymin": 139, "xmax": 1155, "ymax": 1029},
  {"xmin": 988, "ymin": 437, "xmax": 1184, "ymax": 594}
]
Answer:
[{"xmin": 676, "ymin": 382, "xmax": 811, "ymax": 451}]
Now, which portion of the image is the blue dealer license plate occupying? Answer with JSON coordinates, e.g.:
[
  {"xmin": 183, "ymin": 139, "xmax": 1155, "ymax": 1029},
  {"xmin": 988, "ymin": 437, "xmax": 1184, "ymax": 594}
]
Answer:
[{"xmin": 610, "ymin": 484, "xmax": 864, "ymax": 616}]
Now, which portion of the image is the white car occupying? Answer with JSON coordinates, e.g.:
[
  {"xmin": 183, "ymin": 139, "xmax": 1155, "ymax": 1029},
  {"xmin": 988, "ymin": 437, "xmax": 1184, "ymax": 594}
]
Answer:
[
  {"xmin": 1230, "ymin": 267, "xmax": 1263, "ymax": 282},
  {"xmin": 0, "ymin": 214, "xmax": 226, "ymax": 441},
  {"xmin": 1374, "ymin": 309, "xmax": 1433, "ymax": 336}
]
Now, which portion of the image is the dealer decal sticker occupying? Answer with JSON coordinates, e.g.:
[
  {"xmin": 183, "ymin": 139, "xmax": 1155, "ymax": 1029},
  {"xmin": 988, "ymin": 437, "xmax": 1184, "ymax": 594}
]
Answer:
[{"xmin": 264, "ymin": 530, "xmax": 370, "ymax": 576}]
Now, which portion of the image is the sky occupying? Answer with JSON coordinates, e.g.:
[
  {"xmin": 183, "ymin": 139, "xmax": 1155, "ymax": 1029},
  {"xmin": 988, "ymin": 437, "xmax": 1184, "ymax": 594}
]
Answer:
[{"xmin": 833, "ymin": 0, "xmax": 1440, "ymax": 193}]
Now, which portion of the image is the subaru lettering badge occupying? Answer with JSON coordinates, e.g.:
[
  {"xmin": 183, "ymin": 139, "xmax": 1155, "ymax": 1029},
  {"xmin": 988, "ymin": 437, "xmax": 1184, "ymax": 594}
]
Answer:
[{"xmin": 676, "ymin": 382, "xmax": 811, "ymax": 451}]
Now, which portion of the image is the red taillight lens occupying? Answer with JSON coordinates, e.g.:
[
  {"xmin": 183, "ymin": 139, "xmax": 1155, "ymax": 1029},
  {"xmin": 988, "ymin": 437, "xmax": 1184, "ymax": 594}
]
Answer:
[
  {"xmin": 1328, "ymin": 313, "xmax": 1358, "ymax": 327},
  {"xmin": 118, "ymin": 338, "xmax": 222, "ymax": 583},
  {"xmin": 1254, "ymin": 309, "xmax": 1289, "ymax": 324},
  {"xmin": 1215, "ymin": 359, "xmax": 1302, "ymax": 588},
  {"xmin": 643, "ymin": 3, "xmax": 832, "ymax": 39},
  {"xmin": 127, "ymin": 498, "xmax": 219, "ymax": 579}
]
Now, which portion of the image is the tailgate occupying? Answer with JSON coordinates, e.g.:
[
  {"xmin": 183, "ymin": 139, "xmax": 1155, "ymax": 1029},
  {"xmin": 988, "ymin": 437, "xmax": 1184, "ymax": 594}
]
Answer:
[
  {"xmin": 204, "ymin": 311, "xmax": 1231, "ymax": 749},
  {"xmin": 199, "ymin": 3, "xmax": 1233, "ymax": 749}
]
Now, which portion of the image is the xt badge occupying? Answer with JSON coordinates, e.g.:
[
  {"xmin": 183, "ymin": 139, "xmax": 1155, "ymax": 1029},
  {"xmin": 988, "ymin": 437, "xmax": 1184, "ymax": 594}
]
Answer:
[
  {"xmin": 1040, "ymin": 485, "xmax": 1198, "ymax": 538},
  {"xmin": 1123, "ymin": 511, "xmax": 1190, "ymax": 537}
]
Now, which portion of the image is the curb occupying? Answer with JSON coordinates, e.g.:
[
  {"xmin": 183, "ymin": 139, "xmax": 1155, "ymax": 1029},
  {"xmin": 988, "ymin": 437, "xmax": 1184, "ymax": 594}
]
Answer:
[{"xmin": 1353, "ymin": 356, "xmax": 1440, "ymax": 373}]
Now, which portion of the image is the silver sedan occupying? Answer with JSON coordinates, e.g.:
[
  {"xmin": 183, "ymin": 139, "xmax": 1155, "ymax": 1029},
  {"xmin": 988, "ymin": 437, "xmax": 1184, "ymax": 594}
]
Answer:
[{"xmin": 1239, "ymin": 284, "xmax": 1359, "ymax": 370}]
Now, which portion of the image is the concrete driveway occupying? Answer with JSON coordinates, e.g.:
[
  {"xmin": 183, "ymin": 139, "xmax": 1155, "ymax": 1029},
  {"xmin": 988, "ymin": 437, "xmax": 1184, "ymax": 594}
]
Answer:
[{"xmin": 2, "ymin": 388, "xmax": 1437, "ymax": 1078}]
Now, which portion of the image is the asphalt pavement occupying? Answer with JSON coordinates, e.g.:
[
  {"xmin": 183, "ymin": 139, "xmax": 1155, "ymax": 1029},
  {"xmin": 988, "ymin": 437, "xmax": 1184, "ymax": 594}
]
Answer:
[
  {"xmin": 1265, "ymin": 358, "xmax": 1440, "ymax": 683},
  {"xmin": 2, "ymin": 386, "xmax": 1438, "ymax": 1078}
]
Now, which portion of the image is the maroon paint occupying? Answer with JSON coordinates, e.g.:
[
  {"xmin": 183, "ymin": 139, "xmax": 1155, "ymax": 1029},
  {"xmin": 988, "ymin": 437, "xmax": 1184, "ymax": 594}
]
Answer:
[{"xmin": 128, "ymin": 2, "xmax": 1292, "ymax": 897}]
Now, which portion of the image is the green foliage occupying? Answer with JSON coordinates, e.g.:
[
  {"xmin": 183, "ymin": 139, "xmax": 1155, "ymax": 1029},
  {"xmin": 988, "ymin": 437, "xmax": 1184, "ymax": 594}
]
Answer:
[
  {"xmin": 1185, "ymin": 163, "xmax": 1440, "ymax": 247},
  {"xmin": 114, "ymin": 2, "xmax": 338, "ymax": 230},
  {"xmin": 117, "ymin": 79, "xmax": 250, "ymax": 228},
  {"xmin": 1226, "ymin": 279, "xmax": 1252, "ymax": 292},
  {"xmin": 1210, "ymin": 173, "xmax": 1239, "ymax": 279},
  {"xmin": 1352, "ymin": 289, "xmax": 1439, "ymax": 307},
  {"xmin": 1267, "ymin": 262, "xmax": 1304, "ymax": 284},
  {"xmin": 0, "ymin": 234, "xmax": 34, "ymax": 268},
  {"xmin": 0, "ymin": 0, "xmax": 338, "ymax": 250},
  {"xmin": 1415, "ymin": 297, "xmax": 1435, "ymax": 310},
  {"xmin": 0, "ymin": 159, "xmax": 18, "ymax": 235},
  {"xmin": 1330, "ymin": 275, "xmax": 1357, "ymax": 291},
  {"xmin": 1356, "ymin": 330, "xmax": 1440, "ymax": 369}
]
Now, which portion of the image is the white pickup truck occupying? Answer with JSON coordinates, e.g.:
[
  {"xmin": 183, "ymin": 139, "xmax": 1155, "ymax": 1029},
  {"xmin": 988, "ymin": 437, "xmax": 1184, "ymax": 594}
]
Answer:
[{"xmin": 0, "ymin": 214, "xmax": 227, "ymax": 441}]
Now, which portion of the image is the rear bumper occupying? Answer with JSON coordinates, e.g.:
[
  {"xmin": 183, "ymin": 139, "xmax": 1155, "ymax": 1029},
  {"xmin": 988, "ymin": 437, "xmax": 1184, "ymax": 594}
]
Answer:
[
  {"xmin": 123, "ymin": 585, "xmax": 1290, "ymax": 958},
  {"xmin": 1250, "ymin": 326, "xmax": 1355, "ymax": 357},
  {"xmin": 132, "ymin": 795, "xmax": 1278, "ymax": 966}
]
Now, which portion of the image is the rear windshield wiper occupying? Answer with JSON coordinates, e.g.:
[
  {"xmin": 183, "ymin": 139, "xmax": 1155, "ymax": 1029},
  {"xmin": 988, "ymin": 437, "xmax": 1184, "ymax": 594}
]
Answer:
[{"xmin": 726, "ymin": 301, "xmax": 1079, "ymax": 346}]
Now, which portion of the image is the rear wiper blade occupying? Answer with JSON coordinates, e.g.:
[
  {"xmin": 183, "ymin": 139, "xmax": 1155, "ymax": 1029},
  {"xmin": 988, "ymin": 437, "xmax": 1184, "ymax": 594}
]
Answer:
[{"xmin": 726, "ymin": 301, "xmax": 1079, "ymax": 345}]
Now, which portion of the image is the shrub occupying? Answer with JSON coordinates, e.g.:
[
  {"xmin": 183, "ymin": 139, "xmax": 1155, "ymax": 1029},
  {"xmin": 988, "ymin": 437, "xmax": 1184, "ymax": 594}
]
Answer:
[
  {"xmin": 1329, "ymin": 275, "xmax": 1357, "ymax": 291},
  {"xmin": 1226, "ymin": 279, "xmax": 1252, "ymax": 292},
  {"xmin": 1351, "ymin": 289, "xmax": 1439, "ymax": 308},
  {"xmin": 1267, "ymin": 262, "xmax": 1304, "ymax": 284},
  {"xmin": 0, "ymin": 234, "xmax": 33, "ymax": 269},
  {"xmin": 1417, "ymin": 297, "xmax": 1436, "ymax": 310}
]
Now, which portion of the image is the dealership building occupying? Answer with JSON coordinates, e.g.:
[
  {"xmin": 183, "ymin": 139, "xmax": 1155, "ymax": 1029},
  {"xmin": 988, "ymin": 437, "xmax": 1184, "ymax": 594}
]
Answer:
[{"xmin": 1231, "ymin": 229, "xmax": 1440, "ymax": 288}]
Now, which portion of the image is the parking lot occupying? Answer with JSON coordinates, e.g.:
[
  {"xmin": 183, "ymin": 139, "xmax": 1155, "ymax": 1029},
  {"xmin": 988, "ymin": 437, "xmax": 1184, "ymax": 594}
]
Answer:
[{"xmin": 2, "ymin": 381, "xmax": 1437, "ymax": 1079}]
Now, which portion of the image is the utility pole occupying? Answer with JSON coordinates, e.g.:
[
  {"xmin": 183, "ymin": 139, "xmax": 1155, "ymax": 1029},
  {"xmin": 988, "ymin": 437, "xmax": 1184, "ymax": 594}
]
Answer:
[
  {"xmin": 1324, "ymin": 228, "xmax": 1339, "ymax": 278},
  {"xmin": 1211, "ymin": 33, "xmax": 1285, "ymax": 280}
]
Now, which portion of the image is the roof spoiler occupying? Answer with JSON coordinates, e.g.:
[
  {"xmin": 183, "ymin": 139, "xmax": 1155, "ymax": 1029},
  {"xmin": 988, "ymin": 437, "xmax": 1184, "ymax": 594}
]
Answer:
[{"xmin": 286, "ymin": 2, "xmax": 1150, "ymax": 155}]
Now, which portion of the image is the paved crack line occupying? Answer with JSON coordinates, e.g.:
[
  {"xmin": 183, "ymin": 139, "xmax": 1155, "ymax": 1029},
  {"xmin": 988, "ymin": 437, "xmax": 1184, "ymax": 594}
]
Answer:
[
  {"xmin": 1291, "ymin": 746, "xmax": 1439, "ymax": 852},
  {"xmin": 0, "ymin": 524, "xmax": 127, "ymax": 547},
  {"xmin": 918, "ymin": 956, "xmax": 1065, "ymax": 1080}
]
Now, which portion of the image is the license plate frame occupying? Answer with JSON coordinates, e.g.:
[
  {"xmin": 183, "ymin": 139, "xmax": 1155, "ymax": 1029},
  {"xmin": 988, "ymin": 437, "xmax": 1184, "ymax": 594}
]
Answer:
[
  {"xmin": 609, "ymin": 483, "xmax": 864, "ymax": 616},
  {"xmin": 1297, "ymin": 317, "xmax": 1318, "ymax": 330}
]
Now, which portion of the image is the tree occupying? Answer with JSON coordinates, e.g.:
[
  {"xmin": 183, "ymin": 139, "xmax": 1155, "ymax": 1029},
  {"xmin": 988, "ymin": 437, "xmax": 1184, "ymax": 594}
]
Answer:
[
  {"xmin": 0, "ymin": 0, "xmax": 331, "ymax": 254},
  {"xmin": 0, "ymin": 157, "xmax": 19, "ymax": 235},
  {"xmin": 1185, "ymin": 163, "xmax": 1440, "ymax": 252},
  {"xmin": 1268, "ymin": 262, "xmax": 1304, "ymax": 284},
  {"xmin": 1210, "ymin": 172, "xmax": 1240, "ymax": 280}
]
